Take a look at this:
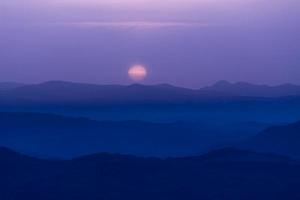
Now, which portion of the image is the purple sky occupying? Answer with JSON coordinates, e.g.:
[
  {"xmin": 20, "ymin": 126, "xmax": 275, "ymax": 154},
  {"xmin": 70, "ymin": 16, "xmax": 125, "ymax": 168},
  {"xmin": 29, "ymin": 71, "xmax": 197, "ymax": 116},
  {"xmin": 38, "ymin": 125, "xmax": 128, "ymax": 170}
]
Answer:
[{"xmin": 1, "ymin": 0, "xmax": 300, "ymax": 88}]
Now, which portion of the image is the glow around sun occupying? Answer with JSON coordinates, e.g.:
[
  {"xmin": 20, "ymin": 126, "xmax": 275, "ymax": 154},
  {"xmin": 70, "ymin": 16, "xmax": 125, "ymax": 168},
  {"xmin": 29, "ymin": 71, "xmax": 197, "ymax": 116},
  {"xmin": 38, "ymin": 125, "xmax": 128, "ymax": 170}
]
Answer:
[{"xmin": 128, "ymin": 64, "xmax": 147, "ymax": 81}]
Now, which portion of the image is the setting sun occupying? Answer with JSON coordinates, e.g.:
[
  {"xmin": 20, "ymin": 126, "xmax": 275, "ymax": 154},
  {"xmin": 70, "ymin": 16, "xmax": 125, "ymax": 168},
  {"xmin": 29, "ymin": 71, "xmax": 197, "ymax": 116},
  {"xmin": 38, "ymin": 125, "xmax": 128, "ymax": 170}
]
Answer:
[{"xmin": 128, "ymin": 64, "xmax": 147, "ymax": 81}]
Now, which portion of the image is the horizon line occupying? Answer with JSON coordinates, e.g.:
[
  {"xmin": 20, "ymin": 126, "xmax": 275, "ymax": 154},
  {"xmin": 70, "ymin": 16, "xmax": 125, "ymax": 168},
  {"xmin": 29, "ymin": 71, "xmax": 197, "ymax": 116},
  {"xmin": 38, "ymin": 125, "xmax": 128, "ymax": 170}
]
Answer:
[{"xmin": 1, "ymin": 80, "xmax": 299, "ymax": 90}]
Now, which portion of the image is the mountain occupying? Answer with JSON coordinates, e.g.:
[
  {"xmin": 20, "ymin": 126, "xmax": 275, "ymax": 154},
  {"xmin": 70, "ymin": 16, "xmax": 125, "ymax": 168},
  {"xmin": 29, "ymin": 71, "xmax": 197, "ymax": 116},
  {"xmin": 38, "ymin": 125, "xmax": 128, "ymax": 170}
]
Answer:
[
  {"xmin": 241, "ymin": 121, "xmax": 300, "ymax": 157},
  {"xmin": 1, "ymin": 81, "xmax": 300, "ymax": 105},
  {"xmin": 7, "ymin": 80, "xmax": 298, "ymax": 105},
  {"xmin": 0, "ymin": 81, "xmax": 227, "ymax": 105},
  {"xmin": 0, "ymin": 112, "xmax": 268, "ymax": 158},
  {"xmin": 1, "ymin": 81, "xmax": 300, "ymax": 124},
  {"xmin": 1, "ymin": 147, "xmax": 300, "ymax": 200},
  {"xmin": 0, "ymin": 147, "xmax": 63, "ymax": 199},
  {"xmin": 0, "ymin": 82, "xmax": 25, "ymax": 91},
  {"xmin": 195, "ymin": 148, "xmax": 291, "ymax": 163},
  {"xmin": 202, "ymin": 80, "xmax": 300, "ymax": 97}
]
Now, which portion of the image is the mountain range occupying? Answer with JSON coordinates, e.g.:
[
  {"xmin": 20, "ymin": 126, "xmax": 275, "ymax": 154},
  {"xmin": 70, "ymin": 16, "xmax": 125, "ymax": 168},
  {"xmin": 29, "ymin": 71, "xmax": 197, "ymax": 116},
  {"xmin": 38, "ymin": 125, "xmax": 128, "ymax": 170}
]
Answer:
[
  {"xmin": 1, "ymin": 111, "xmax": 300, "ymax": 158},
  {"xmin": 0, "ymin": 82, "xmax": 25, "ymax": 91},
  {"xmin": 1, "ymin": 80, "xmax": 300, "ymax": 105},
  {"xmin": 1, "ymin": 81, "xmax": 300, "ymax": 123},
  {"xmin": 0, "ymin": 112, "xmax": 268, "ymax": 158},
  {"xmin": 0, "ymin": 146, "xmax": 299, "ymax": 200},
  {"xmin": 203, "ymin": 80, "xmax": 300, "ymax": 97},
  {"xmin": 0, "ymin": 80, "xmax": 300, "ymax": 198},
  {"xmin": 0, "ymin": 81, "xmax": 223, "ymax": 105},
  {"xmin": 241, "ymin": 120, "xmax": 300, "ymax": 158}
]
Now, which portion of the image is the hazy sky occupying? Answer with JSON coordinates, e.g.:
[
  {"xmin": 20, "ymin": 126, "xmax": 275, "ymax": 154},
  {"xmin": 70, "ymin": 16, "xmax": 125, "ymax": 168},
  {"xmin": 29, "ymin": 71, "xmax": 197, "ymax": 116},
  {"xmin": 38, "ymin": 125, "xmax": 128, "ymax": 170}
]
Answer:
[{"xmin": 1, "ymin": 0, "xmax": 300, "ymax": 87}]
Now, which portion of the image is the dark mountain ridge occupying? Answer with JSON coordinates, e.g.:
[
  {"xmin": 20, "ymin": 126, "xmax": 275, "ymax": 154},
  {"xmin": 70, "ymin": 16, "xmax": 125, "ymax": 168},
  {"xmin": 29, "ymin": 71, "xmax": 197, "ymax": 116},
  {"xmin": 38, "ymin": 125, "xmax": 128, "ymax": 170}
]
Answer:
[
  {"xmin": 0, "ymin": 82, "xmax": 25, "ymax": 91},
  {"xmin": 1, "ymin": 81, "xmax": 300, "ymax": 124},
  {"xmin": 1, "ymin": 80, "xmax": 300, "ymax": 106},
  {"xmin": 1, "ymin": 147, "xmax": 300, "ymax": 200},
  {"xmin": 0, "ymin": 81, "xmax": 224, "ymax": 104},
  {"xmin": 241, "ymin": 120, "xmax": 300, "ymax": 157},
  {"xmin": 203, "ymin": 80, "xmax": 300, "ymax": 97}
]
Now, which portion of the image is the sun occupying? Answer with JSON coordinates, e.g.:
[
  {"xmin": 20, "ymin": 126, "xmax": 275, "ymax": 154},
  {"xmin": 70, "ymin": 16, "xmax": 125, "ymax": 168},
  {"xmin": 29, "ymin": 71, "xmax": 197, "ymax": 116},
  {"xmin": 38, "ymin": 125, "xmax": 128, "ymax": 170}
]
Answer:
[{"xmin": 128, "ymin": 64, "xmax": 147, "ymax": 81}]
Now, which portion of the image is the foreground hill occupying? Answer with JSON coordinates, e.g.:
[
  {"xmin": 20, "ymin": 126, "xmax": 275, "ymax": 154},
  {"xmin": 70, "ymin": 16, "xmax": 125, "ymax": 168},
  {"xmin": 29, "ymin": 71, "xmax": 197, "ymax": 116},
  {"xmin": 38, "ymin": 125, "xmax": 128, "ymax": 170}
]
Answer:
[
  {"xmin": 0, "ymin": 147, "xmax": 64, "ymax": 199},
  {"xmin": 0, "ymin": 112, "xmax": 268, "ymax": 158},
  {"xmin": 242, "ymin": 121, "xmax": 300, "ymax": 157},
  {"xmin": 1, "ymin": 147, "xmax": 300, "ymax": 200}
]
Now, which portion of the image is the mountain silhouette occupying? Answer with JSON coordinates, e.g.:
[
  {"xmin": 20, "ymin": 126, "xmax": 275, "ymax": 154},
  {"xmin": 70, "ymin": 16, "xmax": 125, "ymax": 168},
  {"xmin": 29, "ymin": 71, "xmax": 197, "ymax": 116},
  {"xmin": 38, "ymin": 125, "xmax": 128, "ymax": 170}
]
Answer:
[
  {"xmin": 195, "ymin": 148, "xmax": 291, "ymax": 163},
  {"xmin": 202, "ymin": 80, "xmax": 300, "ymax": 97},
  {"xmin": 0, "ymin": 112, "xmax": 268, "ymax": 158},
  {"xmin": 3, "ymin": 80, "xmax": 300, "ymax": 105},
  {"xmin": 0, "ymin": 81, "xmax": 228, "ymax": 104},
  {"xmin": 0, "ymin": 147, "xmax": 63, "ymax": 199},
  {"xmin": 1, "ymin": 81, "xmax": 300, "ymax": 127},
  {"xmin": 0, "ymin": 147, "xmax": 300, "ymax": 200},
  {"xmin": 241, "ymin": 120, "xmax": 300, "ymax": 157},
  {"xmin": 0, "ymin": 82, "xmax": 25, "ymax": 91}
]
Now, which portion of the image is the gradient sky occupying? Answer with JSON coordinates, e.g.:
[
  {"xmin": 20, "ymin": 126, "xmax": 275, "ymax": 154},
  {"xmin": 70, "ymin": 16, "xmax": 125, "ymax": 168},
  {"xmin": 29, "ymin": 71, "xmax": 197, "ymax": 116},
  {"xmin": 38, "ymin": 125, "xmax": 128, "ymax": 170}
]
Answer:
[{"xmin": 1, "ymin": 0, "xmax": 300, "ymax": 87}]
